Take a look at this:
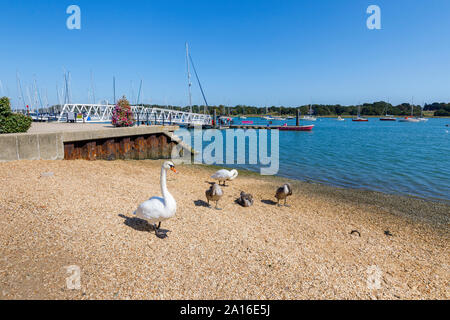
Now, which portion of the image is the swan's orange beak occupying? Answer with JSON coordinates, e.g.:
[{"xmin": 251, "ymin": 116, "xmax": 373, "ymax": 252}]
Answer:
[{"xmin": 170, "ymin": 167, "xmax": 177, "ymax": 173}]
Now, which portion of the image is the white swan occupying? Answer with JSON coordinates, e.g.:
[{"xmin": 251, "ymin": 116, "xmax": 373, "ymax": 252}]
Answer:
[
  {"xmin": 211, "ymin": 169, "xmax": 238, "ymax": 186},
  {"xmin": 134, "ymin": 161, "xmax": 177, "ymax": 238}
]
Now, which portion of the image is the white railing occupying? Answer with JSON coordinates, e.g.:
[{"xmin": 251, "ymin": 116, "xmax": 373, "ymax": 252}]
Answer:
[{"xmin": 57, "ymin": 104, "xmax": 212, "ymax": 126}]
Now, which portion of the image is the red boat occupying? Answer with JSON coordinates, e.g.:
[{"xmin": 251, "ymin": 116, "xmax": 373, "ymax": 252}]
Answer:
[
  {"xmin": 278, "ymin": 125, "xmax": 314, "ymax": 131},
  {"xmin": 352, "ymin": 118, "xmax": 369, "ymax": 122}
]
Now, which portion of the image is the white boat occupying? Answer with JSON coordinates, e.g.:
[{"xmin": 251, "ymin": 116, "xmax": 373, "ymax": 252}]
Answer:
[
  {"xmin": 380, "ymin": 115, "xmax": 397, "ymax": 121},
  {"xmin": 302, "ymin": 115, "xmax": 317, "ymax": 121},
  {"xmin": 380, "ymin": 102, "xmax": 397, "ymax": 121},
  {"xmin": 399, "ymin": 117, "xmax": 420, "ymax": 123},
  {"xmin": 263, "ymin": 116, "xmax": 275, "ymax": 120},
  {"xmin": 337, "ymin": 116, "xmax": 345, "ymax": 121},
  {"xmin": 417, "ymin": 105, "xmax": 428, "ymax": 121},
  {"xmin": 240, "ymin": 116, "xmax": 247, "ymax": 119},
  {"xmin": 302, "ymin": 104, "xmax": 317, "ymax": 121},
  {"xmin": 399, "ymin": 103, "xmax": 420, "ymax": 122}
]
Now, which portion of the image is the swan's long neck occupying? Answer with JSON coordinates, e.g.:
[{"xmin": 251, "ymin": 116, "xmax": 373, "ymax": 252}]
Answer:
[
  {"xmin": 160, "ymin": 167, "xmax": 173, "ymax": 205},
  {"xmin": 160, "ymin": 167, "xmax": 168, "ymax": 198}
]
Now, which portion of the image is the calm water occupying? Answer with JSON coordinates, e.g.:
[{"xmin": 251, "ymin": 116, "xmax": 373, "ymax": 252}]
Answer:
[{"xmin": 180, "ymin": 117, "xmax": 450, "ymax": 203}]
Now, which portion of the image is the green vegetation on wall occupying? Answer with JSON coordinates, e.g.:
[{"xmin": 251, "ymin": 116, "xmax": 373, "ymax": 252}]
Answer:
[{"xmin": 0, "ymin": 97, "xmax": 32, "ymax": 134}]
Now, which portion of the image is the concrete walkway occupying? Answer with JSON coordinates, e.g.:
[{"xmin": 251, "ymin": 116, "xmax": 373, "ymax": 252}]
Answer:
[{"xmin": 27, "ymin": 122, "xmax": 116, "ymax": 134}]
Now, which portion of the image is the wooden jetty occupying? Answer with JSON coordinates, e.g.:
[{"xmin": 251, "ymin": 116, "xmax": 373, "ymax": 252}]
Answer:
[{"xmin": 227, "ymin": 124, "xmax": 314, "ymax": 131}]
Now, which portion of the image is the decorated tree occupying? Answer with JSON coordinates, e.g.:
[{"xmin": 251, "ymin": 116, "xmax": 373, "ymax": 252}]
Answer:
[{"xmin": 112, "ymin": 96, "xmax": 134, "ymax": 127}]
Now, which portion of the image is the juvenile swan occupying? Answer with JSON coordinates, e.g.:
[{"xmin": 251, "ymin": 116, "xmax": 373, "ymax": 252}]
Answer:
[
  {"xmin": 211, "ymin": 169, "xmax": 238, "ymax": 186},
  {"xmin": 238, "ymin": 191, "xmax": 254, "ymax": 207},
  {"xmin": 134, "ymin": 161, "xmax": 177, "ymax": 238},
  {"xmin": 275, "ymin": 183, "xmax": 292, "ymax": 207},
  {"xmin": 205, "ymin": 183, "xmax": 223, "ymax": 210}
]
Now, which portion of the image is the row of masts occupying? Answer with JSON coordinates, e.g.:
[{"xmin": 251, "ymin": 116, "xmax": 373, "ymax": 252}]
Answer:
[
  {"xmin": 4, "ymin": 42, "xmax": 206, "ymax": 113},
  {"xmin": 7, "ymin": 71, "xmax": 146, "ymax": 113}
]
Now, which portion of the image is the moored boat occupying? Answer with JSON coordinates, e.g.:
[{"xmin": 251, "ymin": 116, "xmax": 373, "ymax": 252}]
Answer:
[
  {"xmin": 399, "ymin": 116, "xmax": 420, "ymax": 123},
  {"xmin": 302, "ymin": 104, "xmax": 317, "ymax": 121},
  {"xmin": 417, "ymin": 105, "xmax": 428, "ymax": 121},
  {"xmin": 352, "ymin": 105, "xmax": 368, "ymax": 121},
  {"xmin": 278, "ymin": 124, "xmax": 314, "ymax": 131},
  {"xmin": 352, "ymin": 117, "xmax": 369, "ymax": 122},
  {"xmin": 380, "ymin": 116, "xmax": 396, "ymax": 121},
  {"xmin": 398, "ymin": 102, "xmax": 420, "ymax": 122},
  {"xmin": 380, "ymin": 102, "xmax": 396, "ymax": 121}
]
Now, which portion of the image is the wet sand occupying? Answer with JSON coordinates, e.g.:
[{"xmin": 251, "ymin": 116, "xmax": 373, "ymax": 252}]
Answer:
[{"xmin": 0, "ymin": 160, "xmax": 448, "ymax": 299}]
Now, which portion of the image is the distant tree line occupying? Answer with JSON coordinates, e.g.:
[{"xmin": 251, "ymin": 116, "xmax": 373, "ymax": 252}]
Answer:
[
  {"xmin": 138, "ymin": 101, "xmax": 447, "ymax": 117},
  {"xmin": 423, "ymin": 103, "xmax": 450, "ymax": 116}
]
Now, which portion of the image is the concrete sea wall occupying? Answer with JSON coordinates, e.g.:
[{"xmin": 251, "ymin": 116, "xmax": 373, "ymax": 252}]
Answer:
[{"xmin": 0, "ymin": 125, "xmax": 191, "ymax": 162}]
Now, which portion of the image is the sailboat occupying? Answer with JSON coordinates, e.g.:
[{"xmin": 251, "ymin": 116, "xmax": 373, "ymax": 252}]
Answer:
[
  {"xmin": 399, "ymin": 103, "xmax": 420, "ymax": 122},
  {"xmin": 302, "ymin": 104, "xmax": 317, "ymax": 121},
  {"xmin": 380, "ymin": 102, "xmax": 397, "ymax": 121},
  {"xmin": 352, "ymin": 105, "xmax": 368, "ymax": 122},
  {"xmin": 417, "ymin": 104, "xmax": 428, "ymax": 122}
]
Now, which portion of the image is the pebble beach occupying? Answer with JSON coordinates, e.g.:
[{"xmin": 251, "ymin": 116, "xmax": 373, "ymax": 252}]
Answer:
[{"xmin": 0, "ymin": 160, "xmax": 448, "ymax": 299}]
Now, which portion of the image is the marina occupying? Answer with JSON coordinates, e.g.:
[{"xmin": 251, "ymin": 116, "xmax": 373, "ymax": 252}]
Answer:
[{"xmin": 1, "ymin": 0, "xmax": 449, "ymax": 303}]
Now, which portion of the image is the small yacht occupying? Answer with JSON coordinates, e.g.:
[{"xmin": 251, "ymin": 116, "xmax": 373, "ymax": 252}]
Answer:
[
  {"xmin": 302, "ymin": 104, "xmax": 317, "ymax": 121},
  {"xmin": 337, "ymin": 116, "xmax": 345, "ymax": 121},
  {"xmin": 417, "ymin": 105, "xmax": 428, "ymax": 121},
  {"xmin": 399, "ymin": 116, "xmax": 420, "ymax": 123},
  {"xmin": 380, "ymin": 115, "xmax": 397, "ymax": 121},
  {"xmin": 380, "ymin": 102, "xmax": 397, "ymax": 121},
  {"xmin": 352, "ymin": 106, "xmax": 368, "ymax": 122},
  {"xmin": 399, "ymin": 103, "xmax": 420, "ymax": 122}
]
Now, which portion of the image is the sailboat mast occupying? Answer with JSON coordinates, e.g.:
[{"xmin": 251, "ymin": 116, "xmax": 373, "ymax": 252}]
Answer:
[
  {"xmin": 16, "ymin": 73, "xmax": 25, "ymax": 110},
  {"xmin": 137, "ymin": 79, "xmax": 143, "ymax": 105},
  {"xmin": 185, "ymin": 42, "xmax": 192, "ymax": 113},
  {"xmin": 90, "ymin": 70, "xmax": 95, "ymax": 104},
  {"xmin": 113, "ymin": 76, "xmax": 116, "ymax": 105}
]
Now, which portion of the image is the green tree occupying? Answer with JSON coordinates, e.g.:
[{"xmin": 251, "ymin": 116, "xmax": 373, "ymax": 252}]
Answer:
[{"xmin": 0, "ymin": 97, "xmax": 32, "ymax": 134}]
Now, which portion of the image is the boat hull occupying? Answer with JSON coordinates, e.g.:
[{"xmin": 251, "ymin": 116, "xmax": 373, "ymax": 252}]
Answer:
[
  {"xmin": 380, "ymin": 118, "xmax": 396, "ymax": 121},
  {"xmin": 278, "ymin": 125, "xmax": 314, "ymax": 131},
  {"xmin": 399, "ymin": 117, "xmax": 420, "ymax": 122},
  {"xmin": 399, "ymin": 119, "xmax": 420, "ymax": 123}
]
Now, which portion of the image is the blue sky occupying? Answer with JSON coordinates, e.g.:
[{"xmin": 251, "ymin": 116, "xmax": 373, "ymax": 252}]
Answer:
[{"xmin": 1, "ymin": 0, "xmax": 450, "ymax": 108}]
